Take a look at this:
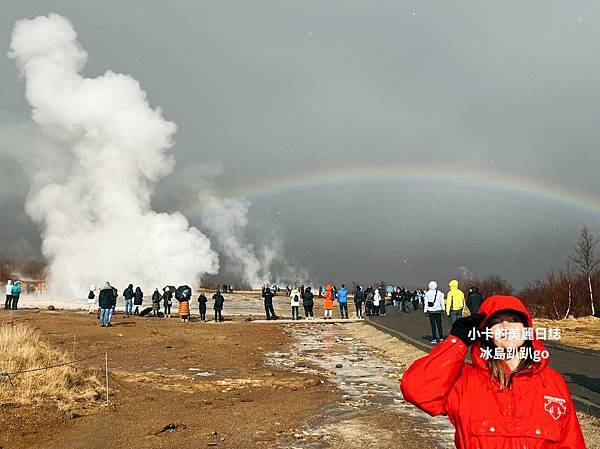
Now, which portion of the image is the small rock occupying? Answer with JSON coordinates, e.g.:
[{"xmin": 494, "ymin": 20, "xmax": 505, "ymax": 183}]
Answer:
[
  {"xmin": 156, "ymin": 423, "xmax": 186, "ymax": 435},
  {"xmin": 335, "ymin": 363, "xmax": 343, "ymax": 368}
]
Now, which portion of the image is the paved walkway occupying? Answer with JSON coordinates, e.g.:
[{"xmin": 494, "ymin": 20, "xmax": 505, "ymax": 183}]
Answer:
[
  {"xmin": 251, "ymin": 318, "xmax": 361, "ymax": 324},
  {"xmin": 366, "ymin": 309, "xmax": 600, "ymax": 416}
]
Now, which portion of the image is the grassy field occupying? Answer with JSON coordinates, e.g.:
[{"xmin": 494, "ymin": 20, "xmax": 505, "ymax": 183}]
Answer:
[
  {"xmin": 0, "ymin": 323, "xmax": 101, "ymax": 410},
  {"xmin": 533, "ymin": 316, "xmax": 600, "ymax": 351}
]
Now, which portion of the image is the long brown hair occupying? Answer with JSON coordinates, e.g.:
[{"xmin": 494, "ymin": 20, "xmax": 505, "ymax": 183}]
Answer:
[
  {"xmin": 479, "ymin": 310, "xmax": 535, "ymax": 390},
  {"xmin": 481, "ymin": 339, "xmax": 535, "ymax": 390}
]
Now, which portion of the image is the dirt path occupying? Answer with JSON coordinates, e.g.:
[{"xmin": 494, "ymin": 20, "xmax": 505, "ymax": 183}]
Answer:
[
  {"xmin": 0, "ymin": 310, "xmax": 337, "ymax": 448},
  {"xmin": 269, "ymin": 323, "xmax": 453, "ymax": 449}
]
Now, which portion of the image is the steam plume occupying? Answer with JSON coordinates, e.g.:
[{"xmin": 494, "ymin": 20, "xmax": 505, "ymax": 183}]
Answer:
[
  {"xmin": 198, "ymin": 192, "xmax": 309, "ymax": 288},
  {"xmin": 8, "ymin": 14, "xmax": 219, "ymax": 297},
  {"xmin": 198, "ymin": 192, "xmax": 262, "ymax": 288}
]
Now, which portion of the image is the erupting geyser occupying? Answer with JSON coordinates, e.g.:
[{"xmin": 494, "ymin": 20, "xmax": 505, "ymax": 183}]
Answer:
[{"xmin": 8, "ymin": 14, "xmax": 219, "ymax": 297}]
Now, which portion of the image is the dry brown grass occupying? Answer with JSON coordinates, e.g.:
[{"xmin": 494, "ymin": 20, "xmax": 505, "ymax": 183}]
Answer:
[
  {"xmin": 533, "ymin": 316, "xmax": 600, "ymax": 351},
  {"xmin": 0, "ymin": 324, "xmax": 101, "ymax": 410}
]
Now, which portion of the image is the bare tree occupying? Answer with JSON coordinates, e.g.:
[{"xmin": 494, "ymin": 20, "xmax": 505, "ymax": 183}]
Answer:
[
  {"xmin": 476, "ymin": 274, "xmax": 514, "ymax": 298},
  {"xmin": 570, "ymin": 226, "xmax": 599, "ymax": 316},
  {"xmin": 546, "ymin": 271, "xmax": 560, "ymax": 320},
  {"xmin": 562, "ymin": 260, "xmax": 574, "ymax": 319}
]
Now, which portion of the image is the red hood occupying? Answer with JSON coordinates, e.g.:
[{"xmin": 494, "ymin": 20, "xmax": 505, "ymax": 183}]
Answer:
[{"xmin": 470, "ymin": 295, "xmax": 549, "ymax": 373}]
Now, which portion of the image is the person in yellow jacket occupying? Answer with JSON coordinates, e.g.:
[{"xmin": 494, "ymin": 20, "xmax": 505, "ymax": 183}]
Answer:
[{"xmin": 445, "ymin": 280, "xmax": 465, "ymax": 325}]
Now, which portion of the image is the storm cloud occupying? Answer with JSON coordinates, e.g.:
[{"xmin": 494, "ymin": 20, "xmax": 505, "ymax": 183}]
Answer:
[{"xmin": 1, "ymin": 1, "xmax": 599, "ymax": 288}]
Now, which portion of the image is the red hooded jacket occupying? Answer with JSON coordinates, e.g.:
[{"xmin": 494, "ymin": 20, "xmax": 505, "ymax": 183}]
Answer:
[{"xmin": 400, "ymin": 295, "xmax": 586, "ymax": 449}]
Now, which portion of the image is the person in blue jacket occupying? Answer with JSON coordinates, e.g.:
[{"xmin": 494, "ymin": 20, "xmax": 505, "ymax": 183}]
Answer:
[
  {"xmin": 336, "ymin": 284, "xmax": 349, "ymax": 319},
  {"xmin": 11, "ymin": 281, "xmax": 22, "ymax": 310}
]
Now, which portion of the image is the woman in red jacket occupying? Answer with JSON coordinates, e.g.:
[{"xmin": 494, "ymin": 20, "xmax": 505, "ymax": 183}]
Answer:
[{"xmin": 400, "ymin": 295, "xmax": 586, "ymax": 449}]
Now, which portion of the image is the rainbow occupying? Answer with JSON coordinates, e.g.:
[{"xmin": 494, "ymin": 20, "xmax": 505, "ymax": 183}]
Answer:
[{"xmin": 188, "ymin": 164, "xmax": 600, "ymax": 217}]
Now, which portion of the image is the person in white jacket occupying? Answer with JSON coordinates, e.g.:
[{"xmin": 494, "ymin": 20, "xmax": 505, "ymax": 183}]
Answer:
[
  {"xmin": 290, "ymin": 287, "xmax": 301, "ymax": 320},
  {"xmin": 423, "ymin": 281, "xmax": 445, "ymax": 344},
  {"xmin": 373, "ymin": 288, "xmax": 381, "ymax": 316},
  {"xmin": 87, "ymin": 285, "xmax": 96, "ymax": 314},
  {"xmin": 5, "ymin": 280, "xmax": 12, "ymax": 309}
]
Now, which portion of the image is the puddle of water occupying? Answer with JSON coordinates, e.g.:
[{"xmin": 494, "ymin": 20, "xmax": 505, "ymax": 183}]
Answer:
[{"xmin": 266, "ymin": 324, "xmax": 455, "ymax": 448}]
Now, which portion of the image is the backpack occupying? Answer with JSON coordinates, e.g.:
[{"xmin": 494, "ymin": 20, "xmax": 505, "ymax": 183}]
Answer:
[{"xmin": 88, "ymin": 291, "xmax": 95, "ymax": 300}]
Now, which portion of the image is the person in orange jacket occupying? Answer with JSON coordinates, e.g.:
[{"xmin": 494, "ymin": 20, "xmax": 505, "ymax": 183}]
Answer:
[
  {"xmin": 323, "ymin": 284, "xmax": 334, "ymax": 319},
  {"xmin": 178, "ymin": 299, "xmax": 190, "ymax": 322},
  {"xmin": 400, "ymin": 295, "xmax": 586, "ymax": 449}
]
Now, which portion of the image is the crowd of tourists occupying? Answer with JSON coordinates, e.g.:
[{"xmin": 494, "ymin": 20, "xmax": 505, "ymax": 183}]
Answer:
[
  {"xmin": 5, "ymin": 278, "xmax": 484, "ymax": 338},
  {"xmin": 87, "ymin": 282, "xmax": 226, "ymax": 327}
]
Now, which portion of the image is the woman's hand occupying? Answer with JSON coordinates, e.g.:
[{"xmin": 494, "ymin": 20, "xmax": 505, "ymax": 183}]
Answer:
[{"xmin": 450, "ymin": 313, "xmax": 486, "ymax": 345}]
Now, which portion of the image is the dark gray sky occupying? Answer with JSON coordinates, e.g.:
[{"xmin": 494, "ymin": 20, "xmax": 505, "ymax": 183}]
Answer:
[{"xmin": 2, "ymin": 1, "xmax": 600, "ymax": 288}]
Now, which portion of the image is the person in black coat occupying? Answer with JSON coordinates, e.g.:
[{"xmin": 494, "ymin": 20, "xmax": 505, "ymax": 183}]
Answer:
[
  {"xmin": 262, "ymin": 286, "xmax": 277, "ymax": 320},
  {"xmin": 133, "ymin": 286, "xmax": 143, "ymax": 316},
  {"xmin": 402, "ymin": 288, "xmax": 411, "ymax": 313},
  {"xmin": 162, "ymin": 286, "xmax": 173, "ymax": 318},
  {"xmin": 364, "ymin": 287, "xmax": 374, "ymax": 316},
  {"xmin": 212, "ymin": 290, "xmax": 224, "ymax": 322},
  {"xmin": 151, "ymin": 288, "xmax": 161, "ymax": 317},
  {"xmin": 108, "ymin": 287, "xmax": 118, "ymax": 325},
  {"xmin": 354, "ymin": 286, "xmax": 364, "ymax": 319},
  {"xmin": 198, "ymin": 293, "xmax": 208, "ymax": 322},
  {"xmin": 411, "ymin": 289, "xmax": 420, "ymax": 311},
  {"xmin": 123, "ymin": 284, "xmax": 134, "ymax": 316},
  {"xmin": 466, "ymin": 287, "xmax": 484, "ymax": 315},
  {"xmin": 302, "ymin": 286, "xmax": 314, "ymax": 319},
  {"xmin": 98, "ymin": 282, "xmax": 114, "ymax": 327}
]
